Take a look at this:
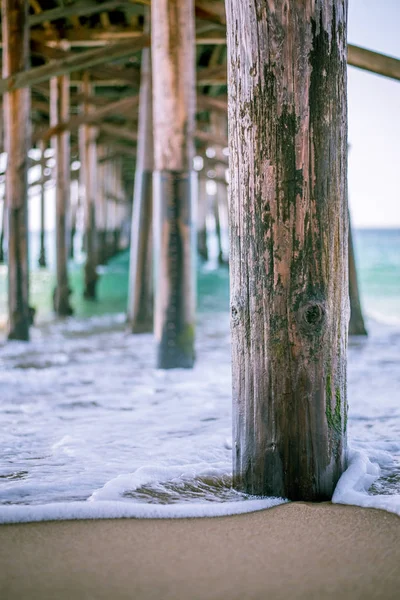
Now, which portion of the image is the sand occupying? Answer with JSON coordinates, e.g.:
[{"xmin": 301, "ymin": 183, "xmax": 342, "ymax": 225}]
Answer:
[{"xmin": 0, "ymin": 502, "xmax": 399, "ymax": 600}]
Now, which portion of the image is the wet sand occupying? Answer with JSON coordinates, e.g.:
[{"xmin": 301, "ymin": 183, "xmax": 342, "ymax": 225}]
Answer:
[{"xmin": 0, "ymin": 502, "xmax": 399, "ymax": 600}]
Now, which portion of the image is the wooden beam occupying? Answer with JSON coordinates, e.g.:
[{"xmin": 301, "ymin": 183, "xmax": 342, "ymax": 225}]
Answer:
[
  {"xmin": 195, "ymin": 128, "xmax": 227, "ymax": 148},
  {"xmin": 29, "ymin": 1, "xmax": 147, "ymax": 27},
  {"xmin": 197, "ymin": 94, "xmax": 227, "ymax": 113},
  {"xmin": 348, "ymin": 44, "xmax": 400, "ymax": 81},
  {"xmin": 0, "ymin": 35, "xmax": 149, "ymax": 95},
  {"xmin": 195, "ymin": 0, "xmax": 226, "ymax": 25},
  {"xmin": 2, "ymin": 0, "xmax": 31, "ymax": 340},
  {"xmin": 31, "ymin": 39, "xmax": 142, "ymax": 88},
  {"xmin": 197, "ymin": 64, "xmax": 227, "ymax": 85},
  {"xmin": 97, "ymin": 144, "xmax": 136, "ymax": 160},
  {"xmin": 33, "ymin": 95, "xmax": 139, "ymax": 143},
  {"xmin": 99, "ymin": 122, "xmax": 138, "ymax": 144},
  {"xmin": 28, "ymin": 26, "xmax": 226, "ymax": 47},
  {"xmin": 28, "ymin": 0, "xmax": 221, "ymax": 28}
]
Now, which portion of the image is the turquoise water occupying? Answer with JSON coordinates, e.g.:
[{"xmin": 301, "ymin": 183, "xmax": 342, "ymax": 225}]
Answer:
[
  {"xmin": 355, "ymin": 229, "xmax": 400, "ymax": 322},
  {"xmin": 0, "ymin": 229, "xmax": 398, "ymax": 327}
]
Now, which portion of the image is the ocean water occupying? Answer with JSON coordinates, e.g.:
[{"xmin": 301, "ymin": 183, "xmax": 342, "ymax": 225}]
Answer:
[{"xmin": 0, "ymin": 229, "xmax": 399, "ymax": 522}]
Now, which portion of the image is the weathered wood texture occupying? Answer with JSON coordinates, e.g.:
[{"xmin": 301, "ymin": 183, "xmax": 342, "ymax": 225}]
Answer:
[
  {"xmin": 348, "ymin": 218, "xmax": 367, "ymax": 336},
  {"xmin": 226, "ymin": 0, "xmax": 349, "ymax": 500},
  {"xmin": 79, "ymin": 75, "xmax": 98, "ymax": 299},
  {"xmin": 2, "ymin": 0, "xmax": 31, "ymax": 340},
  {"xmin": 38, "ymin": 141, "xmax": 47, "ymax": 268},
  {"xmin": 128, "ymin": 42, "xmax": 154, "ymax": 333},
  {"xmin": 152, "ymin": 0, "xmax": 197, "ymax": 369},
  {"xmin": 51, "ymin": 74, "xmax": 73, "ymax": 316}
]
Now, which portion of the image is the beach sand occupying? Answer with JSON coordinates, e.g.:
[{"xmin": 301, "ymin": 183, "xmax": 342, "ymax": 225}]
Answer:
[{"xmin": 0, "ymin": 502, "xmax": 399, "ymax": 600}]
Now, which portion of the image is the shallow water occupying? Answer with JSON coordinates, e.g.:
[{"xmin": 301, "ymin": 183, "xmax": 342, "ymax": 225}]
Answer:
[
  {"xmin": 0, "ymin": 302, "xmax": 399, "ymax": 520},
  {"xmin": 0, "ymin": 231, "xmax": 399, "ymax": 521}
]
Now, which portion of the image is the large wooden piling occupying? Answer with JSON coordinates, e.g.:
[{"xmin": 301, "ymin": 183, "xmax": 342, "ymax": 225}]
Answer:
[
  {"xmin": 51, "ymin": 75, "xmax": 73, "ymax": 316},
  {"xmin": 226, "ymin": 0, "xmax": 349, "ymax": 500},
  {"xmin": 128, "ymin": 42, "xmax": 154, "ymax": 333},
  {"xmin": 151, "ymin": 0, "xmax": 197, "ymax": 369},
  {"xmin": 2, "ymin": 0, "xmax": 31, "ymax": 340}
]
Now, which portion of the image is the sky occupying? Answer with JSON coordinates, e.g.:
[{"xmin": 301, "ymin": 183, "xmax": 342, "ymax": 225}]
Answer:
[{"xmin": 347, "ymin": 0, "xmax": 400, "ymax": 228}]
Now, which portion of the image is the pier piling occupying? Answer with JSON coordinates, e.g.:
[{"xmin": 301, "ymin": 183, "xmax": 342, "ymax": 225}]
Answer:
[
  {"xmin": 226, "ymin": 0, "xmax": 349, "ymax": 500},
  {"xmin": 2, "ymin": 0, "xmax": 31, "ymax": 340},
  {"xmin": 152, "ymin": 0, "xmax": 197, "ymax": 369}
]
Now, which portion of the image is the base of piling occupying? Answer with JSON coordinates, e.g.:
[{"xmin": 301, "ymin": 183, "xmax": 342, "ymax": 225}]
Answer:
[
  {"xmin": 84, "ymin": 261, "xmax": 98, "ymax": 300},
  {"xmin": 197, "ymin": 229, "xmax": 208, "ymax": 262},
  {"xmin": 38, "ymin": 253, "xmax": 47, "ymax": 269},
  {"xmin": 8, "ymin": 316, "xmax": 30, "ymax": 341},
  {"xmin": 53, "ymin": 285, "xmax": 73, "ymax": 317}
]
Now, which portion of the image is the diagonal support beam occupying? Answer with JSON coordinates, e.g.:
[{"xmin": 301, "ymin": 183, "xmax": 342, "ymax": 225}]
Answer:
[
  {"xmin": 33, "ymin": 95, "xmax": 139, "ymax": 143},
  {"xmin": 0, "ymin": 34, "xmax": 149, "ymax": 96}
]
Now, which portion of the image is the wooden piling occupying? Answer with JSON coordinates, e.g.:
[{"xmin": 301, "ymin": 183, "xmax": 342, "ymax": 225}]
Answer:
[
  {"xmin": 96, "ymin": 144, "xmax": 108, "ymax": 265},
  {"xmin": 349, "ymin": 219, "xmax": 367, "ymax": 335},
  {"xmin": 2, "ymin": 0, "xmax": 31, "ymax": 340},
  {"xmin": 215, "ymin": 179, "xmax": 228, "ymax": 265},
  {"xmin": 197, "ymin": 176, "xmax": 208, "ymax": 261},
  {"xmin": 69, "ymin": 180, "xmax": 79, "ymax": 261},
  {"xmin": 79, "ymin": 74, "xmax": 98, "ymax": 299},
  {"xmin": 226, "ymin": 0, "xmax": 349, "ymax": 500},
  {"xmin": 212, "ymin": 185, "xmax": 224, "ymax": 265},
  {"xmin": 128, "ymin": 42, "xmax": 154, "ymax": 333},
  {"xmin": 211, "ymin": 113, "xmax": 229, "ymax": 266},
  {"xmin": 38, "ymin": 141, "xmax": 47, "ymax": 268},
  {"xmin": 0, "ymin": 187, "xmax": 5, "ymax": 264},
  {"xmin": 104, "ymin": 160, "xmax": 115, "ymax": 262},
  {"xmin": 152, "ymin": 0, "xmax": 197, "ymax": 369},
  {"xmin": 51, "ymin": 75, "xmax": 73, "ymax": 315},
  {"xmin": 113, "ymin": 159, "xmax": 124, "ymax": 255}
]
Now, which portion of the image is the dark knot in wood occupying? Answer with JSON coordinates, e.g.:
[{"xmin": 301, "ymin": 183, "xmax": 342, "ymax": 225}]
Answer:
[
  {"xmin": 298, "ymin": 301, "xmax": 326, "ymax": 335},
  {"xmin": 231, "ymin": 302, "xmax": 241, "ymax": 326}
]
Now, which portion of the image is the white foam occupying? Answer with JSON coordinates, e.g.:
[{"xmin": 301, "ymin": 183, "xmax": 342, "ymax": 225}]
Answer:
[
  {"xmin": 89, "ymin": 462, "xmax": 229, "ymax": 502},
  {"xmin": 366, "ymin": 310, "xmax": 400, "ymax": 328},
  {"xmin": 0, "ymin": 496, "xmax": 285, "ymax": 524},
  {"xmin": 1, "ymin": 308, "xmax": 399, "ymax": 523},
  {"xmin": 332, "ymin": 448, "xmax": 400, "ymax": 517}
]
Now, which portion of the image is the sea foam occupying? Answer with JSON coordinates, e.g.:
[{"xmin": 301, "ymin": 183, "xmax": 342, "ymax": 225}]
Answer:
[
  {"xmin": 332, "ymin": 447, "xmax": 400, "ymax": 517},
  {"xmin": 0, "ymin": 310, "xmax": 399, "ymax": 524}
]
